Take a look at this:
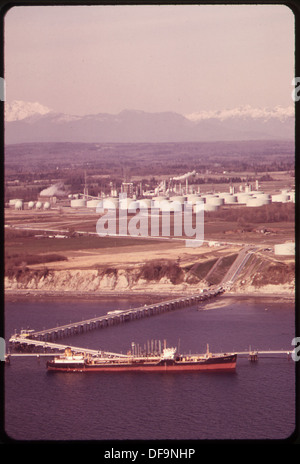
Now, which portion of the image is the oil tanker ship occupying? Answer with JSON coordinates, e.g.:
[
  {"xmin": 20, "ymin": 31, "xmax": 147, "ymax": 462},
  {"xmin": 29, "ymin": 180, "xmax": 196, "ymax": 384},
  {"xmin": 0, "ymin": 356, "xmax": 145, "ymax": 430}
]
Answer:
[{"xmin": 46, "ymin": 344, "xmax": 237, "ymax": 373}]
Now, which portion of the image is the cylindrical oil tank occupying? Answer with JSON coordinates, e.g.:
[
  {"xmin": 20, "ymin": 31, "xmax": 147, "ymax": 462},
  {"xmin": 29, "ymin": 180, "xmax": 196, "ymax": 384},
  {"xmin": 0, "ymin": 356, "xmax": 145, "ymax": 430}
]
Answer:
[
  {"xmin": 160, "ymin": 199, "xmax": 182, "ymax": 212},
  {"xmin": 246, "ymin": 197, "xmax": 262, "ymax": 207},
  {"xmin": 36, "ymin": 201, "xmax": 43, "ymax": 209},
  {"xmin": 202, "ymin": 194, "xmax": 216, "ymax": 201},
  {"xmin": 43, "ymin": 201, "xmax": 51, "ymax": 210},
  {"xmin": 28, "ymin": 201, "xmax": 35, "ymax": 209},
  {"xmin": 15, "ymin": 200, "xmax": 23, "ymax": 210},
  {"xmin": 193, "ymin": 201, "xmax": 205, "ymax": 213},
  {"xmin": 137, "ymin": 198, "xmax": 152, "ymax": 209},
  {"xmin": 119, "ymin": 198, "xmax": 139, "ymax": 211},
  {"xmin": 274, "ymin": 242, "xmax": 295, "ymax": 256},
  {"xmin": 254, "ymin": 193, "xmax": 271, "ymax": 200},
  {"xmin": 103, "ymin": 197, "xmax": 119, "ymax": 209},
  {"xmin": 70, "ymin": 199, "xmax": 86, "ymax": 208},
  {"xmin": 236, "ymin": 193, "xmax": 252, "ymax": 204},
  {"xmin": 225, "ymin": 195, "xmax": 237, "ymax": 204},
  {"xmin": 271, "ymin": 193, "xmax": 289, "ymax": 203},
  {"xmin": 186, "ymin": 195, "xmax": 201, "ymax": 205},
  {"xmin": 171, "ymin": 195, "xmax": 186, "ymax": 204},
  {"xmin": 127, "ymin": 200, "xmax": 139, "ymax": 213},
  {"xmin": 204, "ymin": 203, "xmax": 219, "ymax": 212},
  {"xmin": 218, "ymin": 192, "xmax": 237, "ymax": 204},
  {"xmin": 87, "ymin": 199, "xmax": 102, "ymax": 208},
  {"xmin": 206, "ymin": 196, "xmax": 224, "ymax": 206},
  {"xmin": 9, "ymin": 198, "xmax": 23, "ymax": 206},
  {"xmin": 152, "ymin": 196, "xmax": 167, "ymax": 208}
]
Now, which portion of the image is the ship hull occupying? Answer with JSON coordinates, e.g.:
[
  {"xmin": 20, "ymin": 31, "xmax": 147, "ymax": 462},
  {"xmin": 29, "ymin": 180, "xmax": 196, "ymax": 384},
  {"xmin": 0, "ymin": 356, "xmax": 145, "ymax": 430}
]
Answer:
[{"xmin": 47, "ymin": 354, "xmax": 237, "ymax": 373}]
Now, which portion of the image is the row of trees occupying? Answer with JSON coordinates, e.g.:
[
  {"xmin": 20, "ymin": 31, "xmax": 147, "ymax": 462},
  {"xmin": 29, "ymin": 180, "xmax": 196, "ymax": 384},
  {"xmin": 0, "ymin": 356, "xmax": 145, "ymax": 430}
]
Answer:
[{"xmin": 205, "ymin": 202, "xmax": 295, "ymax": 224}]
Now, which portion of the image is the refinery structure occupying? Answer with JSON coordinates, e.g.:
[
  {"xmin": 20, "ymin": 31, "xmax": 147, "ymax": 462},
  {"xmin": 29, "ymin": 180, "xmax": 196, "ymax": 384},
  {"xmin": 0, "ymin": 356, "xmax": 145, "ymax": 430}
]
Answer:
[
  {"xmin": 6, "ymin": 169, "xmax": 295, "ymax": 257},
  {"xmin": 7, "ymin": 169, "xmax": 295, "ymax": 213}
]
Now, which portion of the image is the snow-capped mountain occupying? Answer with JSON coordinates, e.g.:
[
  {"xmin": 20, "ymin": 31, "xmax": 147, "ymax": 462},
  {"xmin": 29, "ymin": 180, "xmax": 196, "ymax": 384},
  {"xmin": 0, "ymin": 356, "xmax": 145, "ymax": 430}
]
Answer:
[
  {"xmin": 185, "ymin": 105, "xmax": 294, "ymax": 122},
  {"xmin": 5, "ymin": 100, "xmax": 53, "ymax": 122},
  {"xmin": 4, "ymin": 101, "xmax": 294, "ymax": 144}
]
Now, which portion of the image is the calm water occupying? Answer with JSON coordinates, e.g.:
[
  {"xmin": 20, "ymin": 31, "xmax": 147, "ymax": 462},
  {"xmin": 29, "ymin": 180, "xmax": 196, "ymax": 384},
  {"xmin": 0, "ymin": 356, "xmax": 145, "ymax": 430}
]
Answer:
[{"xmin": 4, "ymin": 296, "xmax": 296, "ymax": 442}]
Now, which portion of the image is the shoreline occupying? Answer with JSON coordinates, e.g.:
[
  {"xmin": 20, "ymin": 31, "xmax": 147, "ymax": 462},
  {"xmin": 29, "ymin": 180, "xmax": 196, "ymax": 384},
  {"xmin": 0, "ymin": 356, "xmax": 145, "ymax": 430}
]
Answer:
[{"xmin": 4, "ymin": 288, "xmax": 295, "ymax": 304}]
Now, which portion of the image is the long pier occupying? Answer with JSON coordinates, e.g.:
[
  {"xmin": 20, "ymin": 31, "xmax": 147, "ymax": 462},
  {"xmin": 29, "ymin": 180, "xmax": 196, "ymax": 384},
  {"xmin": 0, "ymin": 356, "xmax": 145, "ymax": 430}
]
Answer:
[
  {"xmin": 8, "ymin": 288, "xmax": 223, "ymax": 353},
  {"xmin": 9, "ymin": 289, "xmax": 222, "ymax": 345}
]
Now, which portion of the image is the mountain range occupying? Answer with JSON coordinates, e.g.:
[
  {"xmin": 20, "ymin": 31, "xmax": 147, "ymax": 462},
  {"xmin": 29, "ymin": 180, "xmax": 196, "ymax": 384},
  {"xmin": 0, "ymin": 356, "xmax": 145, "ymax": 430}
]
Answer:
[{"xmin": 5, "ymin": 100, "xmax": 294, "ymax": 144}]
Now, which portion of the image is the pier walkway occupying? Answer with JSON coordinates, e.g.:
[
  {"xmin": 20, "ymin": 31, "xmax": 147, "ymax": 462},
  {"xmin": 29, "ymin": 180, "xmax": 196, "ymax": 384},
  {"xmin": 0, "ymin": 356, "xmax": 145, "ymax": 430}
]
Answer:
[{"xmin": 8, "ymin": 288, "xmax": 223, "ymax": 352}]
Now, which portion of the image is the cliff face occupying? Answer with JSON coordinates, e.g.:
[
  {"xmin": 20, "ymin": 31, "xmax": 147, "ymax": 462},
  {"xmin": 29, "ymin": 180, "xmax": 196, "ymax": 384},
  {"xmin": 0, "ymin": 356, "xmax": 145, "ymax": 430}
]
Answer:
[
  {"xmin": 4, "ymin": 258, "xmax": 295, "ymax": 296},
  {"xmin": 4, "ymin": 267, "xmax": 206, "ymax": 294}
]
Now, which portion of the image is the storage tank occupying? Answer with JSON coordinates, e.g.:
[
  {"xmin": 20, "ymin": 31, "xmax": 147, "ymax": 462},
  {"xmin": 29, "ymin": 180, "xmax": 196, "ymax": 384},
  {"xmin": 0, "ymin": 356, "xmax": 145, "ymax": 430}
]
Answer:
[
  {"xmin": 204, "ymin": 203, "xmax": 219, "ymax": 212},
  {"xmin": 70, "ymin": 199, "xmax": 86, "ymax": 208},
  {"xmin": 103, "ymin": 197, "xmax": 118, "ymax": 209},
  {"xmin": 43, "ymin": 201, "xmax": 51, "ymax": 210},
  {"xmin": 193, "ymin": 201, "xmax": 205, "ymax": 213},
  {"xmin": 171, "ymin": 195, "xmax": 186, "ymax": 204},
  {"xmin": 206, "ymin": 196, "xmax": 224, "ymax": 206},
  {"xmin": 119, "ymin": 198, "xmax": 139, "ymax": 211},
  {"xmin": 28, "ymin": 201, "xmax": 35, "ymax": 209},
  {"xmin": 186, "ymin": 194, "xmax": 201, "ymax": 204},
  {"xmin": 160, "ymin": 199, "xmax": 183, "ymax": 212},
  {"xmin": 253, "ymin": 193, "xmax": 271, "ymax": 201},
  {"xmin": 137, "ymin": 199, "xmax": 152, "ymax": 209},
  {"xmin": 202, "ymin": 194, "xmax": 217, "ymax": 203},
  {"xmin": 274, "ymin": 242, "xmax": 295, "ymax": 256},
  {"xmin": 236, "ymin": 193, "xmax": 252, "ymax": 204},
  {"xmin": 246, "ymin": 197, "xmax": 260, "ymax": 207},
  {"xmin": 152, "ymin": 196, "xmax": 168, "ymax": 208},
  {"xmin": 87, "ymin": 199, "xmax": 103, "ymax": 208},
  {"xmin": 127, "ymin": 200, "xmax": 139, "ymax": 213},
  {"xmin": 14, "ymin": 200, "xmax": 23, "ymax": 210},
  {"xmin": 9, "ymin": 198, "xmax": 23, "ymax": 206},
  {"xmin": 287, "ymin": 191, "xmax": 295, "ymax": 202},
  {"xmin": 224, "ymin": 194, "xmax": 237, "ymax": 204},
  {"xmin": 36, "ymin": 201, "xmax": 43, "ymax": 209},
  {"xmin": 271, "ymin": 193, "xmax": 289, "ymax": 203}
]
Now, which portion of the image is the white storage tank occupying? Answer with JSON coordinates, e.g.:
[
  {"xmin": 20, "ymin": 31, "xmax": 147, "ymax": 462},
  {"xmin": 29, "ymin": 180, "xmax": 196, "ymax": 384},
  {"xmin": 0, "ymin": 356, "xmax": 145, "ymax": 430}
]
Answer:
[
  {"xmin": 193, "ymin": 201, "xmax": 205, "ymax": 213},
  {"xmin": 9, "ymin": 198, "xmax": 23, "ymax": 206},
  {"xmin": 271, "ymin": 193, "xmax": 289, "ymax": 203},
  {"xmin": 70, "ymin": 199, "xmax": 86, "ymax": 208},
  {"xmin": 254, "ymin": 193, "xmax": 271, "ymax": 201},
  {"xmin": 43, "ymin": 201, "xmax": 51, "ymax": 210},
  {"xmin": 36, "ymin": 201, "xmax": 43, "ymax": 209},
  {"xmin": 274, "ymin": 242, "xmax": 295, "ymax": 256},
  {"xmin": 14, "ymin": 200, "xmax": 23, "ymax": 210},
  {"xmin": 119, "ymin": 198, "xmax": 139, "ymax": 211},
  {"xmin": 206, "ymin": 196, "xmax": 224, "ymax": 206},
  {"xmin": 204, "ymin": 203, "xmax": 219, "ymax": 212},
  {"xmin": 160, "ymin": 199, "xmax": 183, "ymax": 212},
  {"xmin": 170, "ymin": 196, "xmax": 186, "ymax": 205},
  {"xmin": 287, "ymin": 191, "xmax": 295, "ymax": 202},
  {"xmin": 127, "ymin": 200, "xmax": 139, "ymax": 212},
  {"xmin": 137, "ymin": 198, "xmax": 152, "ymax": 209},
  {"xmin": 246, "ymin": 196, "xmax": 271, "ymax": 207},
  {"xmin": 152, "ymin": 196, "xmax": 168, "ymax": 208},
  {"xmin": 225, "ymin": 195, "xmax": 237, "ymax": 204},
  {"xmin": 28, "ymin": 201, "xmax": 35, "ymax": 209},
  {"xmin": 186, "ymin": 194, "xmax": 201, "ymax": 204},
  {"xmin": 236, "ymin": 193, "xmax": 252, "ymax": 204},
  {"xmin": 103, "ymin": 197, "xmax": 119, "ymax": 209},
  {"xmin": 87, "ymin": 199, "xmax": 103, "ymax": 208}
]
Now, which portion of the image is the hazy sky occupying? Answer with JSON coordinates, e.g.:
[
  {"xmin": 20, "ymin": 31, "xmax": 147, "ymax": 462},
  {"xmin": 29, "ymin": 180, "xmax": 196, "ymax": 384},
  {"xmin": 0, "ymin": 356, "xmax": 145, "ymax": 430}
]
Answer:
[{"xmin": 4, "ymin": 4, "xmax": 295, "ymax": 116}]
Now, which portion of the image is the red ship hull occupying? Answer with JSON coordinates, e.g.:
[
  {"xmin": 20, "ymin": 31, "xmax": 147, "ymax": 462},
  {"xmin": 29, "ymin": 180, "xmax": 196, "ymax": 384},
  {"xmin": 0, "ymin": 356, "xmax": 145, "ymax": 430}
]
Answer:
[{"xmin": 47, "ymin": 354, "xmax": 237, "ymax": 373}]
